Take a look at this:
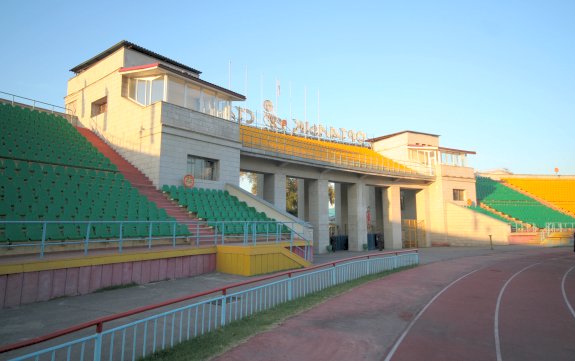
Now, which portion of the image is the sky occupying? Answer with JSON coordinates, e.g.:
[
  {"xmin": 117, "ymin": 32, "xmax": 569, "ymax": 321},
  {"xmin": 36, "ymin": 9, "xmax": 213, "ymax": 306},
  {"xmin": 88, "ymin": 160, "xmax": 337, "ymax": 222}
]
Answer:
[{"xmin": 1, "ymin": 0, "xmax": 574, "ymax": 174}]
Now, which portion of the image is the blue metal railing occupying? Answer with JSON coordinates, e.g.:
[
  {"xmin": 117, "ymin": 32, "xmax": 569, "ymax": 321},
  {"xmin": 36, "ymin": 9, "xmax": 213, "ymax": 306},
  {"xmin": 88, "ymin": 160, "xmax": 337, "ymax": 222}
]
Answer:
[
  {"xmin": 0, "ymin": 220, "xmax": 312, "ymax": 261},
  {"xmin": 3, "ymin": 250, "xmax": 418, "ymax": 361}
]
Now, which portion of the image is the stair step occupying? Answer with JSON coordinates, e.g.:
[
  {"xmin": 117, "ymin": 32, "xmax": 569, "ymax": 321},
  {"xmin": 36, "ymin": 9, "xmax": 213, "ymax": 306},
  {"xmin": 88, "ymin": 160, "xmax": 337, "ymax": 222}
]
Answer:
[{"xmin": 76, "ymin": 127, "xmax": 214, "ymax": 237}]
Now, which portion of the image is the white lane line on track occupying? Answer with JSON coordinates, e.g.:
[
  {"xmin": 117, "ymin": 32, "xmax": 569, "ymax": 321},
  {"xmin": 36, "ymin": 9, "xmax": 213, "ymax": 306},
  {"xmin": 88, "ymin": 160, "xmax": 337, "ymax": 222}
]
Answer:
[
  {"xmin": 494, "ymin": 262, "xmax": 542, "ymax": 361},
  {"xmin": 383, "ymin": 268, "xmax": 481, "ymax": 361},
  {"xmin": 562, "ymin": 265, "xmax": 575, "ymax": 319}
]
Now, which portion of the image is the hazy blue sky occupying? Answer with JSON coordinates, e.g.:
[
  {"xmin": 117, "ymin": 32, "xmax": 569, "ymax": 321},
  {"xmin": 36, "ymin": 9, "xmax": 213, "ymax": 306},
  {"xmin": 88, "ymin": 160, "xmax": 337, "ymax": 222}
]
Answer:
[{"xmin": 1, "ymin": 0, "xmax": 574, "ymax": 174}]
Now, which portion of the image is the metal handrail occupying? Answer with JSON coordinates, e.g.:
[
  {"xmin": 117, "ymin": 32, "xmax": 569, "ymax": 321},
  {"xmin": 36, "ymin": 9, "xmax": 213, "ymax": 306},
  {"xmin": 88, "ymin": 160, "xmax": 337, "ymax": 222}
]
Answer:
[
  {"xmin": 0, "ymin": 220, "xmax": 311, "ymax": 260},
  {"xmin": 239, "ymin": 126, "xmax": 434, "ymax": 177},
  {"xmin": 0, "ymin": 91, "xmax": 73, "ymax": 115},
  {"xmin": 0, "ymin": 249, "xmax": 418, "ymax": 358}
]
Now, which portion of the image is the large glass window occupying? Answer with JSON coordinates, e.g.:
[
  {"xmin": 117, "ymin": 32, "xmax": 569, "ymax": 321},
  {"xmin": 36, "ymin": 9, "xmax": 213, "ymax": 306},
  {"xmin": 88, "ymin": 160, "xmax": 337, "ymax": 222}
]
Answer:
[
  {"xmin": 136, "ymin": 79, "xmax": 147, "ymax": 105},
  {"xmin": 187, "ymin": 155, "xmax": 218, "ymax": 181},
  {"xmin": 202, "ymin": 89, "xmax": 217, "ymax": 116},
  {"xmin": 441, "ymin": 151, "xmax": 467, "ymax": 167},
  {"xmin": 128, "ymin": 77, "xmax": 164, "ymax": 106},
  {"xmin": 127, "ymin": 75, "xmax": 233, "ymax": 120},
  {"xmin": 167, "ymin": 79, "xmax": 185, "ymax": 107},
  {"xmin": 151, "ymin": 78, "xmax": 164, "ymax": 103},
  {"xmin": 185, "ymin": 84, "xmax": 201, "ymax": 111},
  {"xmin": 217, "ymin": 99, "xmax": 230, "ymax": 120}
]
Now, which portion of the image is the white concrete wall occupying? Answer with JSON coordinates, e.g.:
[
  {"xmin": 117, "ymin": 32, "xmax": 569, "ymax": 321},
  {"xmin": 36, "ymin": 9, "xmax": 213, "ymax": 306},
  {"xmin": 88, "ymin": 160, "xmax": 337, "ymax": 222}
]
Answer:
[
  {"xmin": 443, "ymin": 202, "xmax": 510, "ymax": 246},
  {"xmin": 225, "ymin": 184, "xmax": 313, "ymax": 240},
  {"xmin": 159, "ymin": 103, "xmax": 241, "ymax": 189},
  {"xmin": 371, "ymin": 133, "xmax": 409, "ymax": 162},
  {"xmin": 66, "ymin": 48, "xmax": 167, "ymax": 186}
]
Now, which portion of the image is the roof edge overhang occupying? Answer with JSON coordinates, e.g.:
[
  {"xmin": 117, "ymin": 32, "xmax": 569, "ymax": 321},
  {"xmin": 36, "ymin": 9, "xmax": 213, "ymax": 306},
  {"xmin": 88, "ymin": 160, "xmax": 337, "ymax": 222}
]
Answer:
[
  {"xmin": 70, "ymin": 40, "xmax": 201, "ymax": 76},
  {"xmin": 439, "ymin": 146, "xmax": 476, "ymax": 155},
  {"xmin": 367, "ymin": 130, "xmax": 441, "ymax": 143},
  {"xmin": 119, "ymin": 62, "xmax": 246, "ymax": 101}
]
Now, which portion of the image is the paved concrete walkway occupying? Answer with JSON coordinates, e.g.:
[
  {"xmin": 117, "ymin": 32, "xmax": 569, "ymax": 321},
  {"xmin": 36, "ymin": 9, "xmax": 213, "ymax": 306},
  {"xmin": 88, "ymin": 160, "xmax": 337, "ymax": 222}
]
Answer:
[{"xmin": 0, "ymin": 245, "xmax": 563, "ymax": 360}]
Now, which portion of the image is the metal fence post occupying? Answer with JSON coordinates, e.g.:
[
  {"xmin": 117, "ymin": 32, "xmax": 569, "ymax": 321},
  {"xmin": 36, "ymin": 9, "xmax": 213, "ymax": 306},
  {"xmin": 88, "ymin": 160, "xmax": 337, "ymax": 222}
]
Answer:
[
  {"xmin": 367, "ymin": 256, "xmax": 371, "ymax": 274},
  {"xmin": 40, "ymin": 222, "xmax": 47, "ymax": 258},
  {"xmin": 119, "ymin": 222, "xmax": 123, "ymax": 253},
  {"xmin": 196, "ymin": 222, "xmax": 200, "ymax": 247},
  {"xmin": 148, "ymin": 222, "xmax": 153, "ymax": 248},
  {"xmin": 85, "ymin": 222, "xmax": 91, "ymax": 256},
  {"xmin": 287, "ymin": 273, "xmax": 293, "ymax": 301},
  {"xmin": 220, "ymin": 290, "xmax": 227, "ymax": 327},
  {"xmin": 172, "ymin": 222, "xmax": 176, "ymax": 248},
  {"xmin": 332, "ymin": 264, "xmax": 337, "ymax": 286},
  {"xmin": 93, "ymin": 323, "xmax": 103, "ymax": 361}
]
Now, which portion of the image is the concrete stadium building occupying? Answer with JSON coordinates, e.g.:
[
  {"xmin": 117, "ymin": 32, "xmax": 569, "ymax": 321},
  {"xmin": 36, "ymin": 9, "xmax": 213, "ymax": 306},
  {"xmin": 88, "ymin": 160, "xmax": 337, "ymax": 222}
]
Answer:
[
  {"xmin": 64, "ymin": 40, "xmax": 509, "ymax": 254},
  {"xmin": 2, "ymin": 40, "xmax": 574, "ymax": 310}
]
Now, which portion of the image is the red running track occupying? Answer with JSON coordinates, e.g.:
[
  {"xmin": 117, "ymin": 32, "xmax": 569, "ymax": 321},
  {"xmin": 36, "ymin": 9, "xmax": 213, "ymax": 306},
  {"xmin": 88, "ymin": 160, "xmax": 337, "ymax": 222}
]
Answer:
[{"xmin": 214, "ymin": 248, "xmax": 575, "ymax": 361}]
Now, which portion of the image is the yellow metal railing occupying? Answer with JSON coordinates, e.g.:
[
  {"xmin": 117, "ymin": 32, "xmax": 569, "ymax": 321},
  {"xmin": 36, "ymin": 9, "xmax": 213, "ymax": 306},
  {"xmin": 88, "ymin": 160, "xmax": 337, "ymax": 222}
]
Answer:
[{"xmin": 240, "ymin": 126, "xmax": 434, "ymax": 176}]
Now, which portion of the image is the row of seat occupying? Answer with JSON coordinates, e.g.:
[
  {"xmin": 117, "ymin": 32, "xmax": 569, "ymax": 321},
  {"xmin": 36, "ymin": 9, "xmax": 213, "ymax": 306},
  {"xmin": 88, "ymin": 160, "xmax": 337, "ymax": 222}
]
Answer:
[
  {"xmin": 0, "ymin": 103, "xmax": 193, "ymax": 242},
  {"xmin": 1, "ymin": 222, "xmax": 191, "ymax": 242},
  {"xmin": 0, "ymin": 103, "xmax": 116, "ymax": 171},
  {"xmin": 502, "ymin": 178, "xmax": 575, "ymax": 215},
  {"xmin": 467, "ymin": 206, "xmax": 512, "ymax": 224},
  {"xmin": 239, "ymin": 126, "xmax": 412, "ymax": 173},
  {"xmin": 475, "ymin": 177, "xmax": 575, "ymax": 228},
  {"xmin": 162, "ymin": 186, "xmax": 282, "ymax": 234}
]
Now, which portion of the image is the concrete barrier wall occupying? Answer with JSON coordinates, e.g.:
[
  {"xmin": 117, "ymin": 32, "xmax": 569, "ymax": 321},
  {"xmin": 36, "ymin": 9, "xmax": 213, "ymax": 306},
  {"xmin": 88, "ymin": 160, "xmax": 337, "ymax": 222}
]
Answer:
[{"xmin": 0, "ymin": 249, "xmax": 216, "ymax": 309}]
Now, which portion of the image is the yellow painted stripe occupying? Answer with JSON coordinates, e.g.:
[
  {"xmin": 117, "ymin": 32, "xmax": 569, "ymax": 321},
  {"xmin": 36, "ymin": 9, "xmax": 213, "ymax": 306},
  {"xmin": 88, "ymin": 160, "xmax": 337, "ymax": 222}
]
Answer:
[{"xmin": 0, "ymin": 247, "xmax": 217, "ymax": 275}]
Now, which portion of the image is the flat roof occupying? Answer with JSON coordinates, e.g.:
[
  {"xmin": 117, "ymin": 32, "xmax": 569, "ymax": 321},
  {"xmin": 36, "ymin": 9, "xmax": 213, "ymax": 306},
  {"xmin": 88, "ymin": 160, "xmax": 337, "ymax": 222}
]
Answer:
[
  {"xmin": 367, "ymin": 130, "xmax": 440, "ymax": 142},
  {"xmin": 439, "ymin": 146, "xmax": 476, "ymax": 155},
  {"xmin": 70, "ymin": 40, "xmax": 201, "ymax": 75},
  {"xmin": 407, "ymin": 144, "xmax": 476, "ymax": 155}
]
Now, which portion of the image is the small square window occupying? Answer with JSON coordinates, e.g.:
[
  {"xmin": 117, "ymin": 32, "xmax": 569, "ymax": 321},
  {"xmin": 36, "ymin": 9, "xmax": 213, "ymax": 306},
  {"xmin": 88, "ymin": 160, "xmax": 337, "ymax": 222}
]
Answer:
[
  {"xmin": 91, "ymin": 96, "xmax": 107, "ymax": 117},
  {"xmin": 187, "ymin": 155, "xmax": 218, "ymax": 181},
  {"xmin": 453, "ymin": 189, "xmax": 465, "ymax": 201}
]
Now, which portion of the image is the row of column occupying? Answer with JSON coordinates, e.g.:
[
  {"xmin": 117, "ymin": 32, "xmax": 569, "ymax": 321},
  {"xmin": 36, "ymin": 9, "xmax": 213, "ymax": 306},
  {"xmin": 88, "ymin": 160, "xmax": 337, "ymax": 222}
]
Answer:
[{"xmin": 257, "ymin": 172, "xmax": 403, "ymax": 254}]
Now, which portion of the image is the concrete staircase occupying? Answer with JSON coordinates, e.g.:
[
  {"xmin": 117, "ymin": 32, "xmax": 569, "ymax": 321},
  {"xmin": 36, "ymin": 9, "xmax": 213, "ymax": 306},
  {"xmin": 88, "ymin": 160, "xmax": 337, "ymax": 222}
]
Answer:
[{"xmin": 76, "ymin": 127, "xmax": 214, "ymax": 240}]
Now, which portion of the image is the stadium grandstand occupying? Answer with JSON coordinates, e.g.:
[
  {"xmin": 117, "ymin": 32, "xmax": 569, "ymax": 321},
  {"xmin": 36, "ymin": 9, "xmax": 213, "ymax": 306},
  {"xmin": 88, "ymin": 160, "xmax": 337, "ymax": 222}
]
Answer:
[
  {"xmin": 502, "ymin": 177, "xmax": 575, "ymax": 216},
  {"xmin": 473, "ymin": 176, "xmax": 575, "ymax": 228},
  {"xmin": 0, "ymin": 40, "xmax": 573, "ymax": 309}
]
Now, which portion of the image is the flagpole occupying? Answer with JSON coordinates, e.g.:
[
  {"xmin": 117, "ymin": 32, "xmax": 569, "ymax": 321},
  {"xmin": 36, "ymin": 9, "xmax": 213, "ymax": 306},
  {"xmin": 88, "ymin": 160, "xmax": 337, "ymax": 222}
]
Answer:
[
  {"xmin": 289, "ymin": 81, "xmax": 292, "ymax": 124},
  {"xmin": 260, "ymin": 73, "xmax": 263, "ymax": 127},
  {"xmin": 317, "ymin": 89, "xmax": 320, "ymax": 123},
  {"xmin": 304, "ymin": 86, "xmax": 307, "ymax": 123}
]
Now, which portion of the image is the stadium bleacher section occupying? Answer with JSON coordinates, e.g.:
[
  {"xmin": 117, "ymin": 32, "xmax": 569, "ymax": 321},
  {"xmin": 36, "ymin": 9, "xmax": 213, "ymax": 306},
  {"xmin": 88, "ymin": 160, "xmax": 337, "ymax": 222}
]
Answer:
[
  {"xmin": 475, "ymin": 176, "xmax": 575, "ymax": 228},
  {"xmin": 502, "ymin": 177, "xmax": 575, "ymax": 216},
  {"xmin": 162, "ymin": 186, "xmax": 287, "ymax": 235},
  {"xmin": 240, "ymin": 125, "xmax": 412, "ymax": 173},
  {"xmin": 0, "ymin": 103, "xmax": 190, "ymax": 242}
]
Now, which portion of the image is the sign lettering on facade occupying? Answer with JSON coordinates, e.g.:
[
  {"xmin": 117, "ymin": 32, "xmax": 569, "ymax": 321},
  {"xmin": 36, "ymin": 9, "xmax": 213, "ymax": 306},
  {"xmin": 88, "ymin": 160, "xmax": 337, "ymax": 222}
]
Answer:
[{"xmin": 231, "ymin": 100, "xmax": 367, "ymax": 144}]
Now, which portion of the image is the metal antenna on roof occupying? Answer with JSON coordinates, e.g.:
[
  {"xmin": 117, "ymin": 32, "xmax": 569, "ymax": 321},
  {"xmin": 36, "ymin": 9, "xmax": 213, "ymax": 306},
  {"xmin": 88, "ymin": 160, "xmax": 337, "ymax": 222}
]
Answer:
[
  {"xmin": 317, "ymin": 89, "xmax": 320, "ymax": 123},
  {"xmin": 304, "ymin": 86, "xmax": 307, "ymax": 122}
]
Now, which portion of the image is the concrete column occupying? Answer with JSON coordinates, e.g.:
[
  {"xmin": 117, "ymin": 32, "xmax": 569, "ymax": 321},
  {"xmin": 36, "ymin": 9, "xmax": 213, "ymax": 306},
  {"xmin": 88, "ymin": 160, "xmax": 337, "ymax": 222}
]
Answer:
[
  {"xmin": 374, "ymin": 187, "xmax": 384, "ymax": 234},
  {"xmin": 416, "ymin": 188, "xmax": 431, "ymax": 247},
  {"xmin": 347, "ymin": 182, "xmax": 367, "ymax": 251},
  {"xmin": 383, "ymin": 185, "xmax": 403, "ymax": 249},
  {"xmin": 297, "ymin": 179, "xmax": 307, "ymax": 220},
  {"xmin": 335, "ymin": 184, "xmax": 348, "ymax": 236},
  {"xmin": 307, "ymin": 179, "xmax": 329, "ymax": 254},
  {"xmin": 256, "ymin": 173, "xmax": 264, "ymax": 196},
  {"xmin": 263, "ymin": 173, "xmax": 286, "ymax": 212}
]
